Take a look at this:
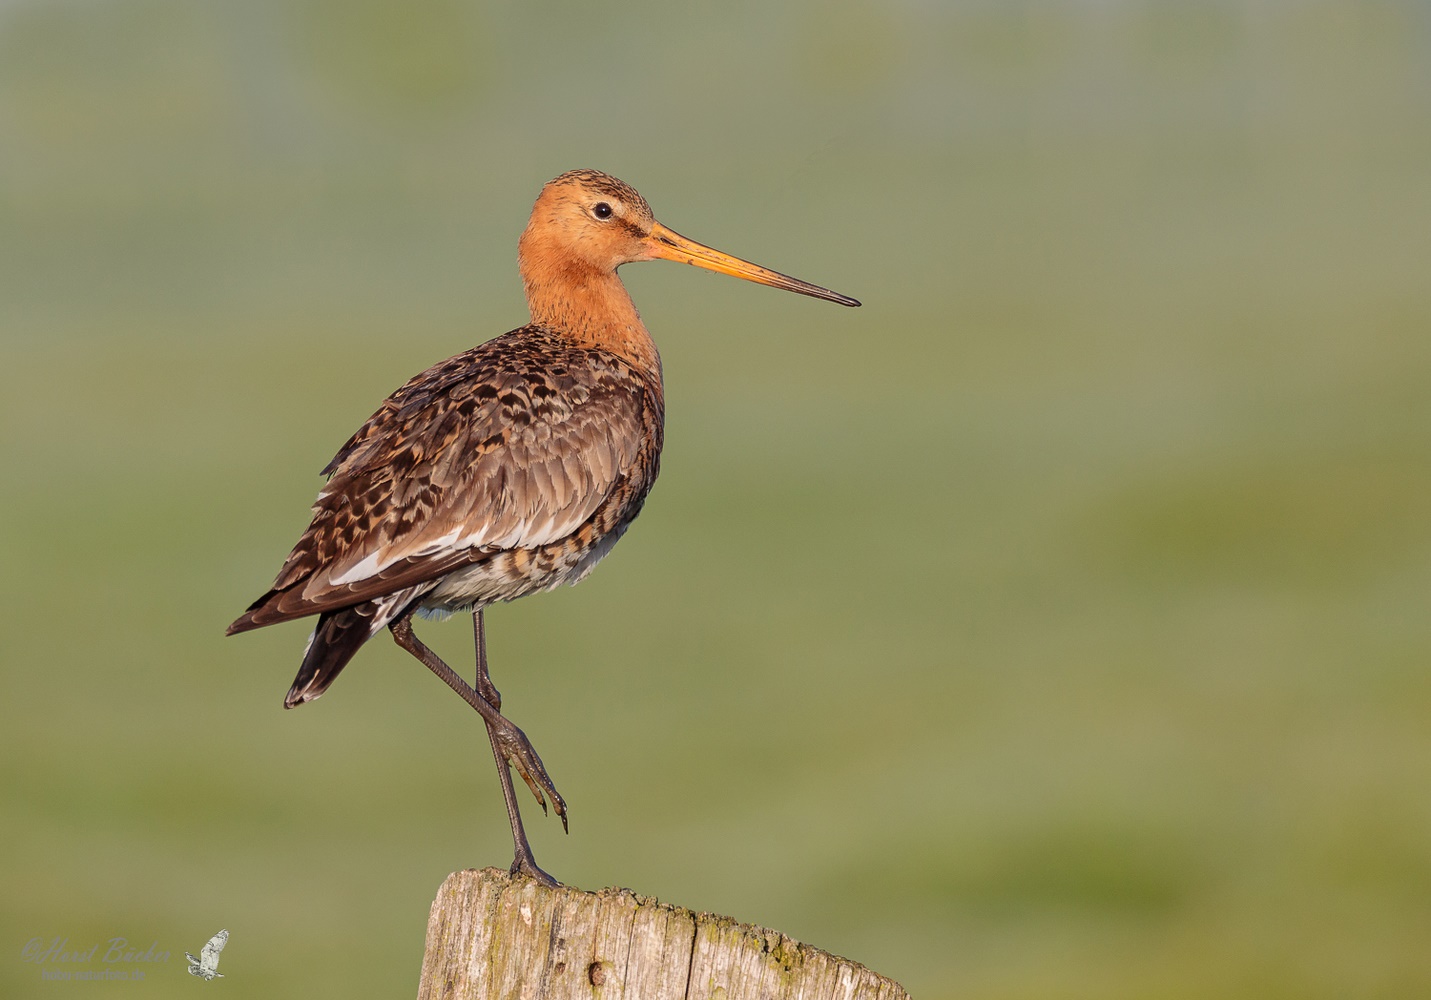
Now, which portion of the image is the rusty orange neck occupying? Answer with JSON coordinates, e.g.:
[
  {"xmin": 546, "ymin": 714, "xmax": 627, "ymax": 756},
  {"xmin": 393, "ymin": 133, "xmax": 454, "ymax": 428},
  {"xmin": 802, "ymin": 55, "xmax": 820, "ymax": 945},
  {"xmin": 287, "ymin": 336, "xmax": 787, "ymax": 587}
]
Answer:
[{"xmin": 520, "ymin": 259, "xmax": 663, "ymax": 382}]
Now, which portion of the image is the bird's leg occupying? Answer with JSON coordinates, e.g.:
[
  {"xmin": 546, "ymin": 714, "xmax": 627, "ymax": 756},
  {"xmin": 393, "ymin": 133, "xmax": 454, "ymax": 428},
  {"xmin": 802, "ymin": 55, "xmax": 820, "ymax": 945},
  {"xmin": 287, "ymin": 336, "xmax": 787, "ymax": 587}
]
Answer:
[
  {"xmin": 388, "ymin": 612, "xmax": 566, "ymax": 886},
  {"xmin": 469, "ymin": 610, "xmax": 567, "ymax": 828},
  {"xmin": 470, "ymin": 610, "xmax": 565, "ymax": 884},
  {"xmin": 390, "ymin": 613, "xmax": 562, "ymax": 814},
  {"xmin": 473, "ymin": 608, "xmax": 501, "ymax": 710}
]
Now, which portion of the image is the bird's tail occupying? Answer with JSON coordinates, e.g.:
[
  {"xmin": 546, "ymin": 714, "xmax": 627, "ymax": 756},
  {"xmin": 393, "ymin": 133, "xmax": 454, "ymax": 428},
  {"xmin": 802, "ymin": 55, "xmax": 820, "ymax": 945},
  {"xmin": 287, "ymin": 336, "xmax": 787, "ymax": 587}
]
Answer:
[
  {"xmin": 285, "ymin": 608, "xmax": 374, "ymax": 708},
  {"xmin": 282, "ymin": 587, "xmax": 428, "ymax": 708}
]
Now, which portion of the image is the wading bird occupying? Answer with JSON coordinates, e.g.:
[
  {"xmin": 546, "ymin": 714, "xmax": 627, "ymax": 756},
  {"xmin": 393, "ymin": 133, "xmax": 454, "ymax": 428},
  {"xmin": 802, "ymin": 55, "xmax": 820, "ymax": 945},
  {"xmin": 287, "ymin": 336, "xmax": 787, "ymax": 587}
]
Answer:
[{"xmin": 227, "ymin": 170, "xmax": 859, "ymax": 885}]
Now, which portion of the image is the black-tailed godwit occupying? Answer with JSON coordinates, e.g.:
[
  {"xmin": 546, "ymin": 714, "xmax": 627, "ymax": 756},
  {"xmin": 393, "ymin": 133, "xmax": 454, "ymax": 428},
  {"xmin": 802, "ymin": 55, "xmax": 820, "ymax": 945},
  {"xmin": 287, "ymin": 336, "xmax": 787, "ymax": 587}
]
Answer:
[{"xmin": 228, "ymin": 169, "xmax": 859, "ymax": 885}]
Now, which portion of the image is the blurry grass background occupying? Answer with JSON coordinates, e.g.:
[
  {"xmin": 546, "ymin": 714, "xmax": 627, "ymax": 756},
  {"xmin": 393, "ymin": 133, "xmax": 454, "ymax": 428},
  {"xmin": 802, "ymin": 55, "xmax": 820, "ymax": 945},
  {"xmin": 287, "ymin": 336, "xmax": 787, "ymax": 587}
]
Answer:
[{"xmin": 3, "ymin": 1, "xmax": 1430, "ymax": 997}]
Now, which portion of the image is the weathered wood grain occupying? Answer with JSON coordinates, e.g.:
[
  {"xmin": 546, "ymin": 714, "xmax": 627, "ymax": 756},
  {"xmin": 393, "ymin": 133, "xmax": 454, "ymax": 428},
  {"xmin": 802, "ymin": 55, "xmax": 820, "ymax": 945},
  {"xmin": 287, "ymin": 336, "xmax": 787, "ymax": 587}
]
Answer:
[{"xmin": 417, "ymin": 868, "xmax": 910, "ymax": 1000}]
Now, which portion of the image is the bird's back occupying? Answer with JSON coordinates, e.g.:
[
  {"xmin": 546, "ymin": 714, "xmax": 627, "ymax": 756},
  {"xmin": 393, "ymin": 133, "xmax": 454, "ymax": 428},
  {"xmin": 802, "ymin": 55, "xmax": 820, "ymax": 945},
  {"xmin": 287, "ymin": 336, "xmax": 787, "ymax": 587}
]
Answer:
[{"xmin": 229, "ymin": 325, "xmax": 664, "ymax": 634}]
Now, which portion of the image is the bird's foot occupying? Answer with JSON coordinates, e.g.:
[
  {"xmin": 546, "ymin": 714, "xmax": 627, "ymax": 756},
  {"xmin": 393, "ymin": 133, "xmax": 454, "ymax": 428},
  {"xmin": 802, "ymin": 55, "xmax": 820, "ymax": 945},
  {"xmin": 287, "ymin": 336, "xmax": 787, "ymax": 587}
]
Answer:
[
  {"xmin": 489, "ymin": 714, "xmax": 569, "ymax": 833},
  {"xmin": 509, "ymin": 851, "xmax": 560, "ymax": 888}
]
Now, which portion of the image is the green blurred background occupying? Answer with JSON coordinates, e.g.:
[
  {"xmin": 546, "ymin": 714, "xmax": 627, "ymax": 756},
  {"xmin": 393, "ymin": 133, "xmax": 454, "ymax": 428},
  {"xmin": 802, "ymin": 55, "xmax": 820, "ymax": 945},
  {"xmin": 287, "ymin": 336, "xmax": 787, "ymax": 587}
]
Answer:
[{"xmin": 3, "ymin": 1, "xmax": 1430, "ymax": 997}]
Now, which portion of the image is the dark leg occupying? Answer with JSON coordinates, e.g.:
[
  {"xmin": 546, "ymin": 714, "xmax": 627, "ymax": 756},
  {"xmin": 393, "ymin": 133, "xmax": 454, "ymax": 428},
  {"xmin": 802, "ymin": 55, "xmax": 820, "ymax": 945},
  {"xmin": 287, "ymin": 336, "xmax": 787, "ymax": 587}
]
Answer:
[
  {"xmin": 389, "ymin": 612, "xmax": 566, "ymax": 886},
  {"xmin": 473, "ymin": 609, "xmax": 501, "ymax": 710},
  {"xmin": 471, "ymin": 610, "xmax": 567, "ymax": 829},
  {"xmin": 473, "ymin": 609, "xmax": 569, "ymax": 884}
]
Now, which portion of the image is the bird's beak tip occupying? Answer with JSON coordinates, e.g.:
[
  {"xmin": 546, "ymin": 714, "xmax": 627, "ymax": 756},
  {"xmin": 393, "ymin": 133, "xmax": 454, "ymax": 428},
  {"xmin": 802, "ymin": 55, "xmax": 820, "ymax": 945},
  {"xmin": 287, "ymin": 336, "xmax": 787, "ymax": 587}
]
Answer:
[{"xmin": 645, "ymin": 224, "xmax": 861, "ymax": 308}]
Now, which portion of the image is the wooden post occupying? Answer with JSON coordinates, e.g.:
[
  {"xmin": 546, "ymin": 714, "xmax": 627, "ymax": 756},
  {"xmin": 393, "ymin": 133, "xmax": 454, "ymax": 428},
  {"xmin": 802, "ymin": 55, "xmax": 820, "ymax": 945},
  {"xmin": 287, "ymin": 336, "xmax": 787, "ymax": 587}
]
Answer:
[{"xmin": 417, "ymin": 868, "xmax": 910, "ymax": 1000}]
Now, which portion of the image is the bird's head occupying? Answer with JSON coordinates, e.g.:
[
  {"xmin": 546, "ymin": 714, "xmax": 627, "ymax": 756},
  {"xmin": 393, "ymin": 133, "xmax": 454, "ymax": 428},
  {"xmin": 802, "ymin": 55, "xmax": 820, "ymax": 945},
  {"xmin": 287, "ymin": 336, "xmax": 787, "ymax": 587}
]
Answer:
[{"xmin": 519, "ymin": 169, "xmax": 860, "ymax": 307}]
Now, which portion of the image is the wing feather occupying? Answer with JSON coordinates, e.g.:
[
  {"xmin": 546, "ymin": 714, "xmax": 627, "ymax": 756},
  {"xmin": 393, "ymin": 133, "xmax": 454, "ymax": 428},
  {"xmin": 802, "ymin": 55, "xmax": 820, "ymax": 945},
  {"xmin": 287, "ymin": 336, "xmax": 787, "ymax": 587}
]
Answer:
[
  {"xmin": 231, "ymin": 328, "xmax": 657, "ymax": 630},
  {"xmin": 201, "ymin": 930, "xmax": 227, "ymax": 966}
]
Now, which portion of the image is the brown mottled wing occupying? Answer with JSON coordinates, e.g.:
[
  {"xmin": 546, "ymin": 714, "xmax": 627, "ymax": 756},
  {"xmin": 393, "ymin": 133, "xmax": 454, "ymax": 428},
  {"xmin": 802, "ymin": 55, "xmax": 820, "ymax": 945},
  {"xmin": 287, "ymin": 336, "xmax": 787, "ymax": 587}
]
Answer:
[{"xmin": 230, "ymin": 329, "xmax": 653, "ymax": 631}]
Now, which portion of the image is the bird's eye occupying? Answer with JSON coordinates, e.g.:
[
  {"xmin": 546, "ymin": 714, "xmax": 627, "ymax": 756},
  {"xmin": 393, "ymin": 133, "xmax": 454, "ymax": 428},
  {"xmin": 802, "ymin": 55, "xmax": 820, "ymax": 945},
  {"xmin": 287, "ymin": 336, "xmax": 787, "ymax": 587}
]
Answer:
[{"xmin": 592, "ymin": 202, "xmax": 613, "ymax": 220}]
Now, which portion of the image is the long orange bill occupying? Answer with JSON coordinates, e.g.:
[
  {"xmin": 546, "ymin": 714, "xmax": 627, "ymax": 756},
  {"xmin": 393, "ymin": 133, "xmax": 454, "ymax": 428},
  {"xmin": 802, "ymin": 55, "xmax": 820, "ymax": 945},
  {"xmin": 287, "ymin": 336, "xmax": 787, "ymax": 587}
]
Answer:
[{"xmin": 645, "ymin": 222, "xmax": 860, "ymax": 307}]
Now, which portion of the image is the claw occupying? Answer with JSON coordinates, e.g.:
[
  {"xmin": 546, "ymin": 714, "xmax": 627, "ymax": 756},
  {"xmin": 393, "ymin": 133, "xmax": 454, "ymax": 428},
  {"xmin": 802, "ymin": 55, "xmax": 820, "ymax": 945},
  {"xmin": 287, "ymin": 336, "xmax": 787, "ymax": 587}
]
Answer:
[
  {"xmin": 515, "ymin": 767, "xmax": 548, "ymax": 812},
  {"xmin": 492, "ymin": 715, "xmax": 566, "ymax": 825},
  {"xmin": 510, "ymin": 854, "xmax": 559, "ymax": 888}
]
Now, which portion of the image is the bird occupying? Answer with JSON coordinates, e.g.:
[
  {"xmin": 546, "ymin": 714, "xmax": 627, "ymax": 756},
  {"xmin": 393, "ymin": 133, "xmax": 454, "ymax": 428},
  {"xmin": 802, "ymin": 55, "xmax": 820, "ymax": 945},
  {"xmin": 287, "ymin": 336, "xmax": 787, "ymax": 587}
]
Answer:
[
  {"xmin": 185, "ymin": 929, "xmax": 227, "ymax": 981},
  {"xmin": 227, "ymin": 169, "xmax": 859, "ymax": 886}
]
